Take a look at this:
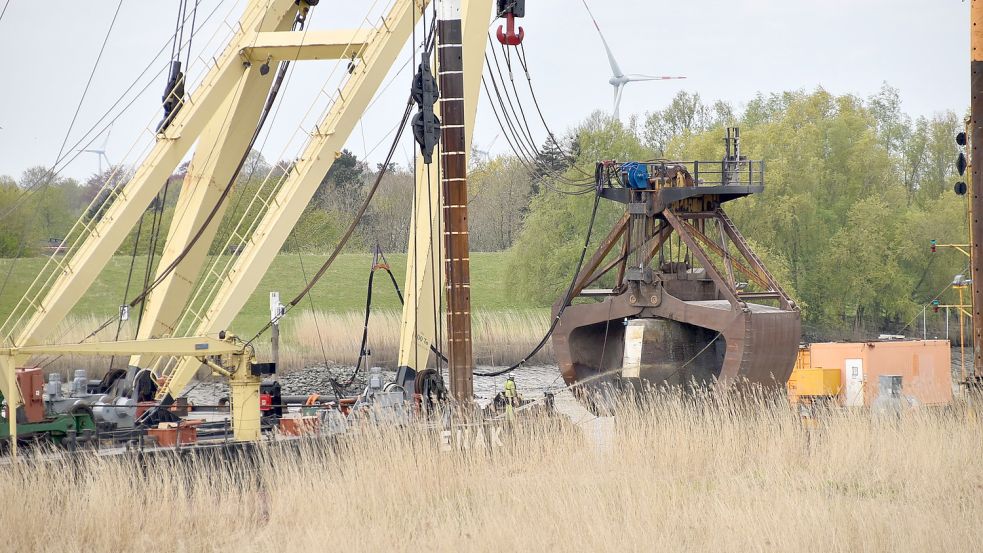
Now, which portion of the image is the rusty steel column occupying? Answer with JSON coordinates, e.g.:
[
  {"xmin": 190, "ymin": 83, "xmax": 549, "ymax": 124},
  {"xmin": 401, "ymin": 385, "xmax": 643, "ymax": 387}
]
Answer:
[
  {"xmin": 972, "ymin": 0, "xmax": 983, "ymax": 377},
  {"xmin": 437, "ymin": 0, "xmax": 474, "ymax": 402}
]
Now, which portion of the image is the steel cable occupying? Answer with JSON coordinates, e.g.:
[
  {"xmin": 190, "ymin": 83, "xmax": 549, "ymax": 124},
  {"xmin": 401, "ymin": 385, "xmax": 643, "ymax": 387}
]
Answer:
[{"xmin": 474, "ymin": 188, "xmax": 602, "ymax": 377}]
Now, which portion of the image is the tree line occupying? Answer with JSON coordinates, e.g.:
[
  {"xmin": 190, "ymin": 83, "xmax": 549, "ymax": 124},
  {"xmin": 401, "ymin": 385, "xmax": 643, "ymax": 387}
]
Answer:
[{"xmin": 0, "ymin": 85, "xmax": 967, "ymax": 339}]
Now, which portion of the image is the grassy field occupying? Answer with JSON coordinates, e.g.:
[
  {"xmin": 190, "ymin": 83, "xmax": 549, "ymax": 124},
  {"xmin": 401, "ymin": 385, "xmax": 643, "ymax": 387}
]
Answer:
[
  {"xmin": 0, "ymin": 251, "xmax": 531, "ymax": 336},
  {"xmin": 3, "ymin": 389, "xmax": 982, "ymax": 552}
]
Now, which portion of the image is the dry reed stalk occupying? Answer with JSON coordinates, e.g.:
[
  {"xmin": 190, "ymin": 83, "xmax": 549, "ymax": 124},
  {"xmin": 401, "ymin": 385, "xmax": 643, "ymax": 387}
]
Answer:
[
  {"xmin": 34, "ymin": 310, "xmax": 552, "ymax": 377},
  {"xmin": 2, "ymin": 388, "xmax": 981, "ymax": 552}
]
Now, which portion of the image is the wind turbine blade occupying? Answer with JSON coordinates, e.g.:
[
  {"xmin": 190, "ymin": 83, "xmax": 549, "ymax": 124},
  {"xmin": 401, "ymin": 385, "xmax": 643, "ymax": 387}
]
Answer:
[
  {"xmin": 625, "ymin": 74, "xmax": 686, "ymax": 82},
  {"xmin": 580, "ymin": 0, "xmax": 623, "ymax": 77},
  {"xmin": 100, "ymin": 126, "xmax": 112, "ymax": 150},
  {"xmin": 613, "ymin": 84, "xmax": 625, "ymax": 120}
]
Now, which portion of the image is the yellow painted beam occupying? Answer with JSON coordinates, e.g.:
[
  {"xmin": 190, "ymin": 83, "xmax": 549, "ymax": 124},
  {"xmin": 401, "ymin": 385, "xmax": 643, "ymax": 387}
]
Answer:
[
  {"xmin": 229, "ymin": 354, "xmax": 261, "ymax": 441},
  {"xmin": 131, "ymin": 4, "xmax": 300, "ymax": 369},
  {"xmin": 160, "ymin": 0, "xmax": 431, "ymax": 395},
  {"xmin": 242, "ymin": 29, "xmax": 372, "ymax": 61},
  {"xmin": 397, "ymin": 0, "xmax": 494, "ymax": 369},
  {"xmin": 5, "ymin": 0, "xmax": 296, "ymax": 349},
  {"xmin": 1, "ymin": 336, "xmax": 242, "ymax": 357}
]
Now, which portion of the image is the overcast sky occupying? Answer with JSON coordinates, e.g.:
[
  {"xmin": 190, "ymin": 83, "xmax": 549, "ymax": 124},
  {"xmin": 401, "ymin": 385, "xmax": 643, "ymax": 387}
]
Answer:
[{"xmin": 0, "ymin": 0, "xmax": 970, "ymax": 182}]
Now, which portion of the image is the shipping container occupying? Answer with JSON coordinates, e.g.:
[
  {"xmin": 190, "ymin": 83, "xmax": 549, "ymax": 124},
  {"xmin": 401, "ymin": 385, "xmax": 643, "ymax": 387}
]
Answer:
[{"xmin": 806, "ymin": 340, "xmax": 951, "ymax": 406}]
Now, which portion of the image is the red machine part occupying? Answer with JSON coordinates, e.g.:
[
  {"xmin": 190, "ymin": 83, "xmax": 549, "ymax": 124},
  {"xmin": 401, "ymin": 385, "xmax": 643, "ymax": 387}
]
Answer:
[
  {"xmin": 259, "ymin": 393, "xmax": 273, "ymax": 411},
  {"xmin": 15, "ymin": 368, "xmax": 45, "ymax": 423},
  {"xmin": 496, "ymin": 13, "xmax": 524, "ymax": 45}
]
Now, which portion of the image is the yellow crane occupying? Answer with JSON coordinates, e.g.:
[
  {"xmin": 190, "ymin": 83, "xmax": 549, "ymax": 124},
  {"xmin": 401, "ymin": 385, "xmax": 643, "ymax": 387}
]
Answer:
[{"xmin": 0, "ymin": 0, "xmax": 496, "ymax": 451}]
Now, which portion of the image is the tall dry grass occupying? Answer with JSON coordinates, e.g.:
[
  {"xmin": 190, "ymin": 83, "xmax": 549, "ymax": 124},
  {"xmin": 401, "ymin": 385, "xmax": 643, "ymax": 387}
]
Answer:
[
  {"xmin": 3, "ymin": 388, "xmax": 982, "ymax": 552},
  {"xmin": 33, "ymin": 310, "xmax": 552, "ymax": 377},
  {"xmin": 278, "ymin": 309, "xmax": 552, "ymax": 371}
]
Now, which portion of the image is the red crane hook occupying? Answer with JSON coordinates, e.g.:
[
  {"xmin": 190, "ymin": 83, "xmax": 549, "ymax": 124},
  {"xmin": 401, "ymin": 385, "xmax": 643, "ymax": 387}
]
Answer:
[{"xmin": 496, "ymin": 13, "xmax": 524, "ymax": 46}]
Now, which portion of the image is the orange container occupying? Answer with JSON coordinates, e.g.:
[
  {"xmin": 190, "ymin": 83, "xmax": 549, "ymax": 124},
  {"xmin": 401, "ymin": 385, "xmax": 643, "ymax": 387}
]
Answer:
[
  {"xmin": 147, "ymin": 421, "xmax": 202, "ymax": 447},
  {"xmin": 279, "ymin": 416, "xmax": 320, "ymax": 436},
  {"xmin": 806, "ymin": 340, "xmax": 952, "ymax": 406}
]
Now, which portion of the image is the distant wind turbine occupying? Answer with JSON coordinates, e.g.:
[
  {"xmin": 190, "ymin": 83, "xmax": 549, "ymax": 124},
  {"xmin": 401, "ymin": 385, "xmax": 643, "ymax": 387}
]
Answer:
[
  {"xmin": 580, "ymin": 0, "xmax": 685, "ymax": 119},
  {"xmin": 472, "ymin": 134, "xmax": 500, "ymax": 163},
  {"xmin": 81, "ymin": 127, "xmax": 113, "ymax": 174}
]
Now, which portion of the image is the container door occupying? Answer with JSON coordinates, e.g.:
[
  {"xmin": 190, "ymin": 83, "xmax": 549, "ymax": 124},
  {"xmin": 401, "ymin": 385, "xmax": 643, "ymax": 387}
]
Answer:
[{"xmin": 844, "ymin": 358, "xmax": 864, "ymax": 407}]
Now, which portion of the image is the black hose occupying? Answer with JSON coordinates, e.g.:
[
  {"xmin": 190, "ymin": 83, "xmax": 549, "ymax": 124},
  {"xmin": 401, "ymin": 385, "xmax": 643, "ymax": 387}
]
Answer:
[{"xmin": 474, "ymin": 189, "xmax": 602, "ymax": 377}]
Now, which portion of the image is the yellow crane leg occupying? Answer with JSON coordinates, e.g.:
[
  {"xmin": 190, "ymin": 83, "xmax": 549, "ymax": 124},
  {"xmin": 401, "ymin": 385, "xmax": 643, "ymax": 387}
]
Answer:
[
  {"xmin": 228, "ymin": 354, "xmax": 261, "ymax": 442},
  {"xmin": 131, "ymin": 4, "xmax": 300, "ymax": 368},
  {"xmin": 398, "ymin": 154, "xmax": 444, "ymax": 370},
  {"xmin": 0, "ymin": 354, "xmax": 26, "ymax": 458},
  {"xmin": 156, "ymin": 0, "xmax": 431, "ymax": 402},
  {"xmin": 397, "ymin": 0, "xmax": 494, "ymax": 370},
  {"xmin": 4, "ymin": 0, "xmax": 295, "ymax": 349}
]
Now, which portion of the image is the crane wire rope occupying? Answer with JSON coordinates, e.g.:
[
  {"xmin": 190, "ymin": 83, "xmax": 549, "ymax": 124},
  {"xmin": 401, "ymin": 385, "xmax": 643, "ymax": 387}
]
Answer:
[
  {"xmin": 1, "ymin": 1, "xmax": 233, "ymax": 353},
  {"xmin": 245, "ymin": 22, "xmax": 439, "ymax": 348},
  {"xmin": 35, "ymin": 7, "xmax": 306, "ymax": 366},
  {"xmin": 479, "ymin": 72, "xmax": 595, "ymax": 194},
  {"xmin": 330, "ymin": 246, "xmax": 411, "ymax": 390},
  {"xmin": 411, "ymin": 1, "xmax": 421, "ymax": 373},
  {"xmin": 0, "ymin": 0, "xmax": 123, "ymax": 319},
  {"xmin": 0, "ymin": 0, "xmax": 232, "ymax": 224},
  {"xmin": 515, "ymin": 41, "xmax": 590, "ymax": 176},
  {"xmin": 164, "ymin": 1, "xmax": 407, "ymax": 342},
  {"xmin": 474, "ymin": 187, "xmax": 602, "ymax": 377},
  {"xmin": 482, "ymin": 35, "xmax": 594, "ymax": 187},
  {"xmin": 479, "ymin": 73, "xmax": 594, "ymax": 195},
  {"xmin": 55, "ymin": 0, "xmax": 124, "ymax": 166},
  {"xmin": 295, "ymin": 243, "xmax": 333, "ymax": 385},
  {"xmin": 107, "ymin": 207, "xmax": 149, "ymax": 371},
  {"xmin": 125, "ymin": 11, "xmax": 308, "ymax": 314},
  {"xmin": 427, "ymin": 0, "xmax": 446, "ymax": 381},
  {"xmin": 7, "ymin": 0, "xmax": 229, "ymax": 357}
]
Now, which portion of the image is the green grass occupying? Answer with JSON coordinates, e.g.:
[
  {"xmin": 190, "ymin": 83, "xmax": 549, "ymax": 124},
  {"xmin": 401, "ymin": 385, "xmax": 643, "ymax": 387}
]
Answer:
[{"xmin": 0, "ymin": 252, "xmax": 526, "ymax": 336}]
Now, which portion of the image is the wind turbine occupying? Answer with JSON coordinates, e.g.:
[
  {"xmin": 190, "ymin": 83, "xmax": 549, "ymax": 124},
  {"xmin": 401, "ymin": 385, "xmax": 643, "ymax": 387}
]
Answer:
[
  {"xmin": 81, "ymin": 127, "xmax": 113, "ymax": 174},
  {"xmin": 472, "ymin": 134, "xmax": 500, "ymax": 164},
  {"xmin": 580, "ymin": 0, "xmax": 685, "ymax": 119}
]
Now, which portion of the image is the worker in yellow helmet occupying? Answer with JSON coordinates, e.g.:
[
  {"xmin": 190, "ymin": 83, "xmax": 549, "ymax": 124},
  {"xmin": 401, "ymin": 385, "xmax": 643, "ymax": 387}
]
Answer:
[{"xmin": 504, "ymin": 374, "xmax": 518, "ymax": 420}]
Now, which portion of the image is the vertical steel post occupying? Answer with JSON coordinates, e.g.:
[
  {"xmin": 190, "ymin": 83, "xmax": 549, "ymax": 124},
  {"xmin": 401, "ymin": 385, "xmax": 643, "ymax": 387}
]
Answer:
[
  {"xmin": 972, "ymin": 0, "xmax": 983, "ymax": 378},
  {"xmin": 1, "ymin": 355, "xmax": 17, "ymax": 459},
  {"xmin": 437, "ymin": 0, "xmax": 474, "ymax": 402},
  {"xmin": 270, "ymin": 292, "xmax": 281, "ymax": 368},
  {"xmin": 923, "ymin": 306, "xmax": 927, "ymax": 340},
  {"xmin": 960, "ymin": 286, "xmax": 968, "ymax": 382}
]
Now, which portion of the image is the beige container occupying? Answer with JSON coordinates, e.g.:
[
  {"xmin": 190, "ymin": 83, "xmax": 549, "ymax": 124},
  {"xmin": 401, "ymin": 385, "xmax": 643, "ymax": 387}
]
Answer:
[{"xmin": 807, "ymin": 340, "xmax": 952, "ymax": 406}]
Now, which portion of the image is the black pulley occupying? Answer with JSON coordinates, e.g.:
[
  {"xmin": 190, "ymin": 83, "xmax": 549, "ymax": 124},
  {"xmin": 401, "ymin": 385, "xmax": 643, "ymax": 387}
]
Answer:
[
  {"xmin": 157, "ymin": 60, "xmax": 185, "ymax": 133},
  {"xmin": 955, "ymin": 181, "xmax": 968, "ymax": 196},
  {"xmin": 415, "ymin": 369, "xmax": 447, "ymax": 411},
  {"xmin": 410, "ymin": 55, "xmax": 440, "ymax": 164}
]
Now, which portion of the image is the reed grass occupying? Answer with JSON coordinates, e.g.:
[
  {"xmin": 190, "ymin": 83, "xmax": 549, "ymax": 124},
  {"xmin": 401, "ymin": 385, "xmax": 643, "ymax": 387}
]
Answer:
[
  {"xmin": 2, "ymin": 388, "xmax": 981, "ymax": 552},
  {"xmin": 34, "ymin": 310, "xmax": 552, "ymax": 377}
]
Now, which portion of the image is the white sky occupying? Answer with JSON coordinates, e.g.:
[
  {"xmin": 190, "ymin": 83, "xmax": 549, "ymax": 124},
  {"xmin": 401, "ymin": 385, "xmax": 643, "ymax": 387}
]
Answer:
[{"xmin": 0, "ymin": 0, "xmax": 970, "ymax": 182}]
